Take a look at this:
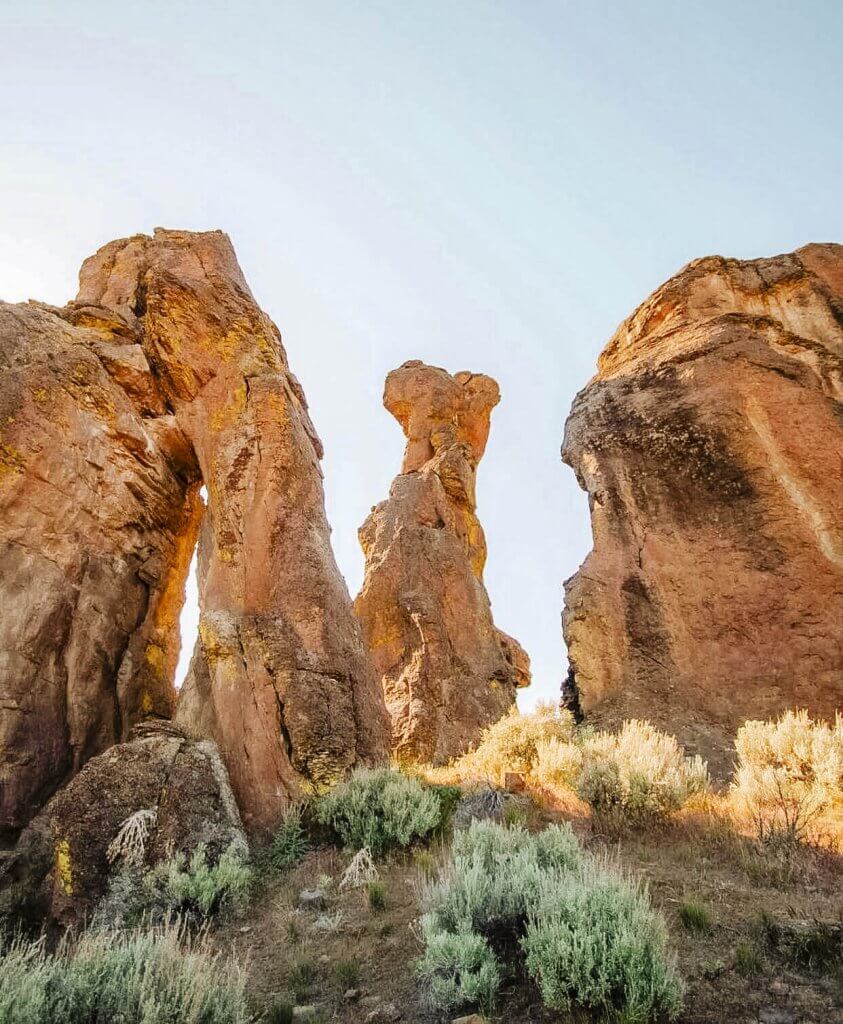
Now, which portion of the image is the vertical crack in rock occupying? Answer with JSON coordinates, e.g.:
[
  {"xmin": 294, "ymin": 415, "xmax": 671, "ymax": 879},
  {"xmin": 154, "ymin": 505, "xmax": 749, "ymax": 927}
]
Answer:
[
  {"xmin": 561, "ymin": 243, "xmax": 843, "ymax": 775},
  {"xmin": 355, "ymin": 360, "xmax": 531, "ymax": 765}
]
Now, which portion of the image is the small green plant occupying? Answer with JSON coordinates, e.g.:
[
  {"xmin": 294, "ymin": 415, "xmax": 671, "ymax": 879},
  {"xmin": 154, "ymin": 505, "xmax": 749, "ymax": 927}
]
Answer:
[
  {"xmin": 314, "ymin": 768, "xmax": 442, "ymax": 857},
  {"xmin": 734, "ymin": 941, "xmax": 761, "ymax": 976},
  {"xmin": 0, "ymin": 921, "xmax": 251, "ymax": 1023},
  {"xmin": 269, "ymin": 804, "xmax": 310, "ymax": 872},
  {"xmin": 334, "ymin": 957, "xmax": 360, "ymax": 989},
  {"xmin": 288, "ymin": 958, "xmax": 318, "ymax": 1002},
  {"xmin": 504, "ymin": 801, "xmax": 528, "ymax": 827},
  {"xmin": 413, "ymin": 848, "xmax": 436, "ymax": 876},
  {"xmin": 415, "ymin": 929, "xmax": 500, "ymax": 1016},
  {"xmin": 286, "ymin": 917, "xmax": 301, "ymax": 944},
  {"xmin": 266, "ymin": 1000, "xmax": 294, "ymax": 1024},
  {"xmin": 679, "ymin": 898, "xmax": 712, "ymax": 933},
  {"xmin": 367, "ymin": 880, "xmax": 386, "ymax": 912}
]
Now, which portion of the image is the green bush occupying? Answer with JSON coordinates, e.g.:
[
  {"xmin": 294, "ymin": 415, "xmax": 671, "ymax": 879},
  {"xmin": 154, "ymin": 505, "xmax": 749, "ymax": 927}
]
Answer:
[
  {"xmin": 417, "ymin": 821, "xmax": 681, "ymax": 1021},
  {"xmin": 522, "ymin": 858, "xmax": 683, "ymax": 1021},
  {"xmin": 367, "ymin": 880, "xmax": 386, "ymax": 912},
  {"xmin": 679, "ymin": 899, "xmax": 712, "ymax": 933},
  {"xmin": 0, "ymin": 921, "xmax": 251, "ymax": 1024},
  {"xmin": 314, "ymin": 768, "xmax": 442, "ymax": 857},
  {"xmin": 102, "ymin": 843, "xmax": 253, "ymax": 927},
  {"xmin": 268, "ymin": 804, "xmax": 310, "ymax": 872},
  {"xmin": 415, "ymin": 929, "xmax": 500, "ymax": 1016}
]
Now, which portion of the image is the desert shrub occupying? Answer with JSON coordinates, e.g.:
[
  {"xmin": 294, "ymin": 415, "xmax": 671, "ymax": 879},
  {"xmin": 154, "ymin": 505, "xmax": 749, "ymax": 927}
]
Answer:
[
  {"xmin": 733, "ymin": 940, "xmax": 761, "ymax": 976},
  {"xmin": 0, "ymin": 921, "xmax": 251, "ymax": 1024},
  {"xmin": 314, "ymin": 768, "xmax": 442, "ymax": 857},
  {"xmin": 367, "ymin": 880, "xmax": 386, "ymax": 911},
  {"xmin": 420, "ymin": 820, "xmax": 582, "ymax": 937},
  {"xmin": 102, "ymin": 843, "xmax": 253, "ymax": 927},
  {"xmin": 266, "ymin": 1001, "xmax": 294, "ymax": 1024},
  {"xmin": 522, "ymin": 858, "xmax": 683, "ymax": 1021},
  {"xmin": 679, "ymin": 899, "xmax": 712, "ymax": 933},
  {"xmin": 731, "ymin": 710, "xmax": 843, "ymax": 844},
  {"xmin": 417, "ymin": 821, "xmax": 681, "ymax": 1020},
  {"xmin": 444, "ymin": 704, "xmax": 575, "ymax": 785},
  {"xmin": 268, "ymin": 804, "xmax": 310, "ymax": 872},
  {"xmin": 288, "ymin": 958, "xmax": 317, "ymax": 1002},
  {"xmin": 415, "ymin": 929, "xmax": 501, "ymax": 1016},
  {"xmin": 334, "ymin": 957, "xmax": 360, "ymax": 989},
  {"xmin": 540, "ymin": 720, "xmax": 708, "ymax": 826}
]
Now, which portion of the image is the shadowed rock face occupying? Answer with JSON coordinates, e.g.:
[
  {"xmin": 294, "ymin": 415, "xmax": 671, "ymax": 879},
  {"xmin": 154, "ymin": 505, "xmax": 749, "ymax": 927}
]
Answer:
[
  {"xmin": 355, "ymin": 360, "xmax": 530, "ymax": 765},
  {"xmin": 0, "ymin": 229, "xmax": 389, "ymax": 836},
  {"xmin": 562, "ymin": 244, "xmax": 843, "ymax": 771}
]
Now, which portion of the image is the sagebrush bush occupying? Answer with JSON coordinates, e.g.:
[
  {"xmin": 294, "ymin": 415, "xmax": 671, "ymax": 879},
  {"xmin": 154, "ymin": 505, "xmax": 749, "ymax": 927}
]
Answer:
[
  {"xmin": 535, "ymin": 720, "xmax": 708, "ymax": 825},
  {"xmin": 522, "ymin": 858, "xmax": 683, "ymax": 1021},
  {"xmin": 417, "ymin": 820, "xmax": 681, "ymax": 1021},
  {"xmin": 442, "ymin": 704, "xmax": 575, "ymax": 785},
  {"xmin": 415, "ymin": 929, "xmax": 500, "ymax": 1015},
  {"xmin": 0, "ymin": 921, "xmax": 251, "ymax": 1024},
  {"xmin": 731, "ymin": 710, "xmax": 843, "ymax": 843},
  {"xmin": 314, "ymin": 768, "xmax": 442, "ymax": 857},
  {"xmin": 101, "ymin": 843, "xmax": 253, "ymax": 927}
]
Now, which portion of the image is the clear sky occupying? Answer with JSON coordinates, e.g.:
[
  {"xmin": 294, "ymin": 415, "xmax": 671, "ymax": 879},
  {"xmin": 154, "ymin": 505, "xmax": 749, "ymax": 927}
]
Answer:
[{"xmin": 1, "ymin": 1, "xmax": 841, "ymax": 708}]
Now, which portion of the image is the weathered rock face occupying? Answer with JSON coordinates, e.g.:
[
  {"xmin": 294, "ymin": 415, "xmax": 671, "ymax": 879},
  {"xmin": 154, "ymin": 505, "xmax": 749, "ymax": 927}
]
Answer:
[
  {"xmin": 0, "ymin": 721, "xmax": 246, "ymax": 925},
  {"xmin": 562, "ymin": 244, "xmax": 843, "ymax": 769},
  {"xmin": 0, "ymin": 228, "xmax": 389, "ymax": 836},
  {"xmin": 355, "ymin": 361, "xmax": 530, "ymax": 764}
]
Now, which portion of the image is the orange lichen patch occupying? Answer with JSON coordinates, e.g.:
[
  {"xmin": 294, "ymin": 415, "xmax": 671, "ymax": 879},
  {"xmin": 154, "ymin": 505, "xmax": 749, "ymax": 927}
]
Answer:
[
  {"xmin": 144, "ymin": 643, "xmax": 166, "ymax": 678},
  {"xmin": 0, "ymin": 441, "xmax": 25, "ymax": 479}
]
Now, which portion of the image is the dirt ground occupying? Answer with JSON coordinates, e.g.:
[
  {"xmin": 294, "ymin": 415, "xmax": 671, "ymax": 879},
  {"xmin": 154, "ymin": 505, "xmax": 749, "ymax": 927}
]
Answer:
[{"xmin": 212, "ymin": 797, "xmax": 842, "ymax": 1024}]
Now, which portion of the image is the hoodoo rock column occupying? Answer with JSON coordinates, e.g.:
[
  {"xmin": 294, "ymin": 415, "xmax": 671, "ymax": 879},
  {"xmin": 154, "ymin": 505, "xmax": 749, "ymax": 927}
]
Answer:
[{"xmin": 355, "ymin": 360, "xmax": 530, "ymax": 764}]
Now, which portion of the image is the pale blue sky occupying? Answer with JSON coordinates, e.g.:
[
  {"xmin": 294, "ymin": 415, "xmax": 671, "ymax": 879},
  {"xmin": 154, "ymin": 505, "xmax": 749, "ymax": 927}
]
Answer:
[{"xmin": 1, "ymin": 1, "xmax": 840, "ymax": 707}]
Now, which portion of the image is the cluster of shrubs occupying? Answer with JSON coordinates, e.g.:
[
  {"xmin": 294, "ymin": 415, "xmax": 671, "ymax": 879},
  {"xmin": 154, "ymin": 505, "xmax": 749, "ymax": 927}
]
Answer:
[
  {"xmin": 0, "ymin": 921, "xmax": 251, "ymax": 1024},
  {"xmin": 416, "ymin": 819, "xmax": 683, "ymax": 1021},
  {"xmin": 442, "ymin": 704, "xmax": 709, "ymax": 827}
]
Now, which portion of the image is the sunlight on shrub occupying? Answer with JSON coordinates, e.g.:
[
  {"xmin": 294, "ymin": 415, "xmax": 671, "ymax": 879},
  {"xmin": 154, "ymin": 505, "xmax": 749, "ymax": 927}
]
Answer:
[
  {"xmin": 415, "ymin": 929, "xmax": 500, "ymax": 1016},
  {"xmin": 731, "ymin": 710, "xmax": 843, "ymax": 846},
  {"xmin": 535, "ymin": 720, "xmax": 708, "ymax": 826},
  {"xmin": 437, "ymin": 704, "xmax": 575, "ymax": 786},
  {"xmin": 0, "ymin": 921, "xmax": 251, "ymax": 1024},
  {"xmin": 314, "ymin": 767, "xmax": 442, "ymax": 857},
  {"xmin": 268, "ymin": 803, "xmax": 310, "ymax": 872}
]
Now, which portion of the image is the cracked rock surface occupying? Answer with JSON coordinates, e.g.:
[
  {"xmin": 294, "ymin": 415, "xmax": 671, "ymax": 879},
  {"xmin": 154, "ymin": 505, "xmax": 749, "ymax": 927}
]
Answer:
[{"xmin": 562, "ymin": 244, "xmax": 843, "ymax": 771}]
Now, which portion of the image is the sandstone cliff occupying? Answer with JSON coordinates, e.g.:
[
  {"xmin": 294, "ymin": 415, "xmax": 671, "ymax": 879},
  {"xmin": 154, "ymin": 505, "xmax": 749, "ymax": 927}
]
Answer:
[
  {"xmin": 562, "ymin": 244, "xmax": 843, "ymax": 767},
  {"xmin": 0, "ymin": 229, "xmax": 389, "ymax": 836},
  {"xmin": 355, "ymin": 360, "xmax": 530, "ymax": 764}
]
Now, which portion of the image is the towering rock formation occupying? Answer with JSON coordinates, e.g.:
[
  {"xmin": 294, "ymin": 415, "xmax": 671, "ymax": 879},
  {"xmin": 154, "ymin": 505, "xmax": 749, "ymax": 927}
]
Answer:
[
  {"xmin": 562, "ymin": 244, "xmax": 843, "ymax": 766},
  {"xmin": 355, "ymin": 360, "xmax": 530, "ymax": 764},
  {"xmin": 0, "ymin": 229, "xmax": 389, "ymax": 836}
]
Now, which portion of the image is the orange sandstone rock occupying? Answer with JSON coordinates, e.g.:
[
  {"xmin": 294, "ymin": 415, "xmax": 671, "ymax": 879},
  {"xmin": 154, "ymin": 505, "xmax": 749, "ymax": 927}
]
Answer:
[
  {"xmin": 562, "ymin": 245, "xmax": 843, "ymax": 769},
  {"xmin": 355, "ymin": 361, "xmax": 530, "ymax": 764},
  {"xmin": 0, "ymin": 229, "xmax": 389, "ymax": 836}
]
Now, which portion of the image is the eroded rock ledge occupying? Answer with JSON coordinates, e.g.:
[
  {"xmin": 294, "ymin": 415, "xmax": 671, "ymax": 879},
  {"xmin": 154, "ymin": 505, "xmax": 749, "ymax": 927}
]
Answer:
[
  {"xmin": 355, "ymin": 360, "xmax": 530, "ymax": 764},
  {"xmin": 562, "ymin": 244, "xmax": 843, "ymax": 768}
]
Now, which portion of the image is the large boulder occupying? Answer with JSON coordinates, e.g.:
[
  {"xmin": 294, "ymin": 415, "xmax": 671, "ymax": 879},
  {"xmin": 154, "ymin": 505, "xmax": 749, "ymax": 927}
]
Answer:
[
  {"xmin": 0, "ymin": 229, "xmax": 389, "ymax": 837},
  {"xmin": 355, "ymin": 361, "xmax": 530, "ymax": 764},
  {"xmin": 0, "ymin": 721, "xmax": 245, "ymax": 926},
  {"xmin": 562, "ymin": 244, "xmax": 843, "ymax": 771}
]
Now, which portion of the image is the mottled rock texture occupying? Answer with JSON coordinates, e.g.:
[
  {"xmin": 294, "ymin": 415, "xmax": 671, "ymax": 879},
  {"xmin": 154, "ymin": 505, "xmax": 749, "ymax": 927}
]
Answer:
[
  {"xmin": 563, "ymin": 244, "xmax": 843, "ymax": 769},
  {"xmin": 355, "ymin": 361, "xmax": 529, "ymax": 764},
  {"xmin": 0, "ymin": 229, "xmax": 389, "ymax": 836},
  {"xmin": 0, "ymin": 721, "xmax": 246, "ymax": 926}
]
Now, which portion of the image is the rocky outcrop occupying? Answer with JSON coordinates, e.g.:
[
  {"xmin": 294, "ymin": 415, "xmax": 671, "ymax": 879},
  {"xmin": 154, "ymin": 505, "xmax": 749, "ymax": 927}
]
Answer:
[
  {"xmin": 0, "ymin": 721, "xmax": 245, "ymax": 925},
  {"xmin": 355, "ymin": 361, "xmax": 530, "ymax": 764},
  {"xmin": 0, "ymin": 228, "xmax": 389, "ymax": 836},
  {"xmin": 562, "ymin": 244, "xmax": 843, "ymax": 768}
]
